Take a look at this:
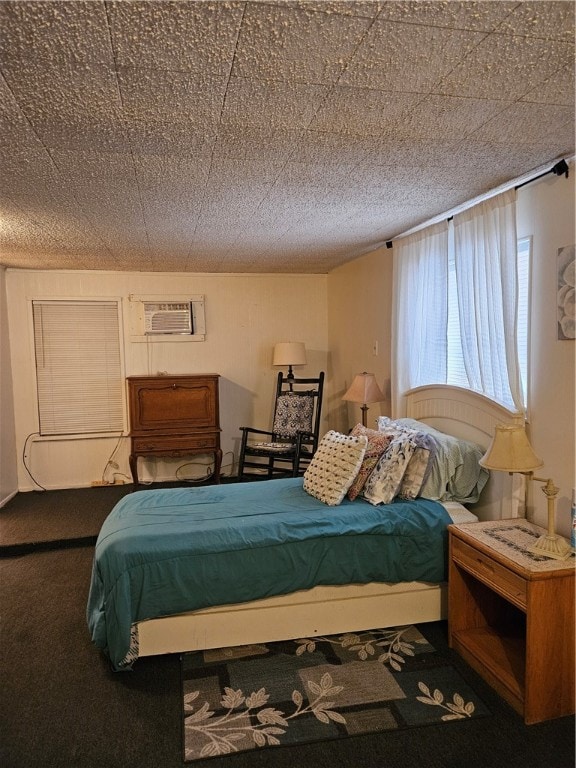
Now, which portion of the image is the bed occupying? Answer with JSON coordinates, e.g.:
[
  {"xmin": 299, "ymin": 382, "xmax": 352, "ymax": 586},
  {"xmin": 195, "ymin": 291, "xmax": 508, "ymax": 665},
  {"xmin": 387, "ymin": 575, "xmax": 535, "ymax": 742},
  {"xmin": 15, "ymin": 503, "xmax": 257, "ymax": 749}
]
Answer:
[{"xmin": 87, "ymin": 385, "xmax": 520, "ymax": 671}]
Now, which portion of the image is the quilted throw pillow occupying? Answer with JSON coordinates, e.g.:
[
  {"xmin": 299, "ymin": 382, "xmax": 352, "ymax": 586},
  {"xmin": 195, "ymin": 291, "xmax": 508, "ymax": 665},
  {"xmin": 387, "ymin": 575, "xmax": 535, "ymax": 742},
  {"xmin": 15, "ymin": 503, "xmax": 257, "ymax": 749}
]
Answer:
[
  {"xmin": 376, "ymin": 417, "xmax": 435, "ymax": 500},
  {"xmin": 273, "ymin": 393, "xmax": 314, "ymax": 438},
  {"xmin": 303, "ymin": 430, "xmax": 368, "ymax": 506},
  {"xmin": 347, "ymin": 424, "xmax": 392, "ymax": 501},
  {"xmin": 362, "ymin": 434, "xmax": 417, "ymax": 505}
]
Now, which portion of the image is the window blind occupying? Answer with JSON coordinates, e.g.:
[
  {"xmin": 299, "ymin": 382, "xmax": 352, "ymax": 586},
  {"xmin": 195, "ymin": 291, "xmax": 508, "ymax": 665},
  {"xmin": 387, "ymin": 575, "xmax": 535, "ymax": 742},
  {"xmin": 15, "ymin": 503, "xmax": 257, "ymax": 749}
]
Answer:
[{"xmin": 32, "ymin": 300, "xmax": 124, "ymax": 436}]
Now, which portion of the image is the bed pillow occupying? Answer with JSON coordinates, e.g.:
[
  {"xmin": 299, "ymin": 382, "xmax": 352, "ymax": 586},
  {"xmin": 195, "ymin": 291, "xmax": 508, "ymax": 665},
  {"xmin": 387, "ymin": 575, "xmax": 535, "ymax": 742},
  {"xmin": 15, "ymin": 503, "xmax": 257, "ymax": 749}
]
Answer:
[
  {"xmin": 380, "ymin": 417, "xmax": 488, "ymax": 503},
  {"xmin": 347, "ymin": 424, "xmax": 392, "ymax": 501},
  {"xmin": 362, "ymin": 433, "xmax": 417, "ymax": 505},
  {"xmin": 375, "ymin": 417, "xmax": 436, "ymax": 499},
  {"xmin": 303, "ymin": 430, "xmax": 368, "ymax": 506}
]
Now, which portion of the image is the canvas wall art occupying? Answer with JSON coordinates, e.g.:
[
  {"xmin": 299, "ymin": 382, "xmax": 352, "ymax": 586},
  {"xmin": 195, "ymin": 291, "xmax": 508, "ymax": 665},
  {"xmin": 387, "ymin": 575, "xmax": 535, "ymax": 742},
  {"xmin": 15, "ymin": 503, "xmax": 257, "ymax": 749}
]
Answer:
[{"xmin": 557, "ymin": 244, "xmax": 575, "ymax": 340}]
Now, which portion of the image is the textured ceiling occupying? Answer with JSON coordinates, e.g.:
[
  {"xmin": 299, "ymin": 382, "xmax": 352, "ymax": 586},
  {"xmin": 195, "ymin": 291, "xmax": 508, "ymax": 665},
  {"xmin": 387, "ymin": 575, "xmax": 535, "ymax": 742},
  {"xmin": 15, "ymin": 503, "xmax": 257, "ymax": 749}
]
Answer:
[{"xmin": 0, "ymin": 1, "xmax": 574, "ymax": 274}]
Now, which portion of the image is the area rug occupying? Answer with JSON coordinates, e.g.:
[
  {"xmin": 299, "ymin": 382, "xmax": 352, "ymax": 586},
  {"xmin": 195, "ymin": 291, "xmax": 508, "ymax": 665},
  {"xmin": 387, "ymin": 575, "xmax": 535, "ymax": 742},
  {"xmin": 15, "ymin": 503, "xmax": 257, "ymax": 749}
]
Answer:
[{"xmin": 181, "ymin": 625, "xmax": 490, "ymax": 762}]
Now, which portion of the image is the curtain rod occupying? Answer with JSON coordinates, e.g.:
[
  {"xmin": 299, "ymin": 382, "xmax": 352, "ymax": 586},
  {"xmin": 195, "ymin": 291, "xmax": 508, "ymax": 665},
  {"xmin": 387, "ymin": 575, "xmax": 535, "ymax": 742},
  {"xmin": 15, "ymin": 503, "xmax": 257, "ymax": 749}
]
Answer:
[
  {"xmin": 515, "ymin": 159, "xmax": 569, "ymax": 190},
  {"xmin": 383, "ymin": 156, "xmax": 572, "ymax": 249}
]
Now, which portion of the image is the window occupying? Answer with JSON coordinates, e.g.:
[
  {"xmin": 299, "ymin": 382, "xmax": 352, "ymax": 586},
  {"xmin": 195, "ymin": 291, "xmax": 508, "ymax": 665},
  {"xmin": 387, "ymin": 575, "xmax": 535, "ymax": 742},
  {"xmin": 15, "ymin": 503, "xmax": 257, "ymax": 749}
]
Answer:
[
  {"xmin": 32, "ymin": 300, "xmax": 124, "ymax": 436},
  {"xmin": 447, "ymin": 236, "xmax": 531, "ymax": 405},
  {"xmin": 394, "ymin": 189, "xmax": 525, "ymax": 413}
]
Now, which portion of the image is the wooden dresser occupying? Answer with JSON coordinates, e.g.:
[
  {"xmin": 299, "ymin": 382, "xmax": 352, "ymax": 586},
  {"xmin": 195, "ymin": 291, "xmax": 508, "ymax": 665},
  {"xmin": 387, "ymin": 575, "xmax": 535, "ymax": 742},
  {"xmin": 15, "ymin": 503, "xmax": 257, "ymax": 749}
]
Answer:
[{"xmin": 127, "ymin": 374, "xmax": 221, "ymax": 486}]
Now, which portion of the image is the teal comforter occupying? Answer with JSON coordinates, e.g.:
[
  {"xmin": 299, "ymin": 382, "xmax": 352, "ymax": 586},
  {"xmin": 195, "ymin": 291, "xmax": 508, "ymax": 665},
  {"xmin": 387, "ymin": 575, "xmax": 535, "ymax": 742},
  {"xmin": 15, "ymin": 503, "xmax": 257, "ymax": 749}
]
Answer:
[{"xmin": 86, "ymin": 478, "xmax": 451, "ymax": 670}]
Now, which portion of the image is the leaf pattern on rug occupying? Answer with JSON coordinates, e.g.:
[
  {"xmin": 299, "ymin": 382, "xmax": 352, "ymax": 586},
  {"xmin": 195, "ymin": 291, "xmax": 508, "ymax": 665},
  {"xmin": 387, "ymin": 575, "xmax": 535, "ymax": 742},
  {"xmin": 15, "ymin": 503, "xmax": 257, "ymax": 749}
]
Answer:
[
  {"xmin": 182, "ymin": 626, "xmax": 491, "ymax": 762},
  {"xmin": 416, "ymin": 682, "xmax": 476, "ymax": 720},
  {"xmin": 184, "ymin": 672, "xmax": 346, "ymax": 759},
  {"xmin": 295, "ymin": 625, "xmax": 429, "ymax": 671}
]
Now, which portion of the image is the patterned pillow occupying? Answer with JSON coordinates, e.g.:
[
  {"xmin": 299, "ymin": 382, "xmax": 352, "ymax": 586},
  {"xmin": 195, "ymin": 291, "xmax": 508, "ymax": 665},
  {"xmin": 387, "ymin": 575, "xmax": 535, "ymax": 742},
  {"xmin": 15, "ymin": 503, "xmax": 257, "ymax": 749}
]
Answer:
[
  {"xmin": 303, "ymin": 430, "xmax": 368, "ymax": 506},
  {"xmin": 386, "ymin": 417, "xmax": 488, "ymax": 503},
  {"xmin": 362, "ymin": 434, "xmax": 417, "ymax": 505},
  {"xmin": 347, "ymin": 424, "xmax": 392, "ymax": 501},
  {"xmin": 376, "ymin": 417, "xmax": 435, "ymax": 500},
  {"xmin": 398, "ymin": 445, "xmax": 434, "ymax": 499},
  {"xmin": 273, "ymin": 393, "xmax": 314, "ymax": 438}
]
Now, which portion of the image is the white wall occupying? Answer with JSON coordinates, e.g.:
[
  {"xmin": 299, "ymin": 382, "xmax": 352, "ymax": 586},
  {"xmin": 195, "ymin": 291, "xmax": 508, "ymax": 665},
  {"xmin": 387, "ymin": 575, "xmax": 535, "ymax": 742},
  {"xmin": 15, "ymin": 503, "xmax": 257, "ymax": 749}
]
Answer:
[
  {"xmin": 326, "ymin": 245, "xmax": 393, "ymax": 432},
  {"xmin": 517, "ymin": 164, "xmax": 575, "ymax": 537},
  {"xmin": 6, "ymin": 270, "xmax": 328, "ymax": 490},
  {"xmin": 0, "ymin": 267, "xmax": 18, "ymax": 505}
]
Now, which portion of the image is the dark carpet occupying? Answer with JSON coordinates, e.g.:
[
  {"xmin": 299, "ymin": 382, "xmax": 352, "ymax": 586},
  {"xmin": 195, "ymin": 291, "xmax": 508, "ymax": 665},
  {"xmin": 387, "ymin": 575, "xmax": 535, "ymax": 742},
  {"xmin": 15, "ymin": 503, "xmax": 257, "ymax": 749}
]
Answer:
[{"xmin": 0, "ymin": 485, "xmax": 574, "ymax": 768}]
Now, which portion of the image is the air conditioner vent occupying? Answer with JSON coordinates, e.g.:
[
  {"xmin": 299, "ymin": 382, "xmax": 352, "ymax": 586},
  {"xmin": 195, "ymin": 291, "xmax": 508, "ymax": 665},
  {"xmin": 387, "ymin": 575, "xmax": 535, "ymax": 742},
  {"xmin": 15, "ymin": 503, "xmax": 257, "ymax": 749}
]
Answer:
[{"xmin": 144, "ymin": 302, "xmax": 192, "ymax": 335}]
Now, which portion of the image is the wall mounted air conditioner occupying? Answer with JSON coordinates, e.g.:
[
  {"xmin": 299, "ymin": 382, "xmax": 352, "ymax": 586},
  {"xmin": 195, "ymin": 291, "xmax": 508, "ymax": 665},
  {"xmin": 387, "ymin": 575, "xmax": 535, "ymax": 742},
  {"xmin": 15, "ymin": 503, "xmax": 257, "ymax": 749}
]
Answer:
[
  {"xmin": 127, "ymin": 294, "xmax": 206, "ymax": 342},
  {"xmin": 144, "ymin": 302, "xmax": 192, "ymax": 335}
]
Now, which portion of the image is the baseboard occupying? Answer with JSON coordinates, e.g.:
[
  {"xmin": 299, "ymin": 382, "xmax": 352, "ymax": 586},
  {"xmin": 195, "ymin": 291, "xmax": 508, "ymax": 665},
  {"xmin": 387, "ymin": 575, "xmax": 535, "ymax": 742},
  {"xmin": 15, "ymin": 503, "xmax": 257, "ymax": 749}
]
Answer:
[{"xmin": 0, "ymin": 489, "xmax": 18, "ymax": 509}]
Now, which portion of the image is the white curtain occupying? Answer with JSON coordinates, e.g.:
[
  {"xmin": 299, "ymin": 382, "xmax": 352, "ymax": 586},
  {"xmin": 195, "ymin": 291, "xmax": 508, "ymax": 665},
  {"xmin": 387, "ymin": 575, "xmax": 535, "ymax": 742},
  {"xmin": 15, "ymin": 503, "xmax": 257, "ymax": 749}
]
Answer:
[
  {"xmin": 453, "ymin": 189, "xmax": 524, "ymax": 412},
  {"xmin": 392, "ymin": 221, "xmax": 449, "ymax": 415}
]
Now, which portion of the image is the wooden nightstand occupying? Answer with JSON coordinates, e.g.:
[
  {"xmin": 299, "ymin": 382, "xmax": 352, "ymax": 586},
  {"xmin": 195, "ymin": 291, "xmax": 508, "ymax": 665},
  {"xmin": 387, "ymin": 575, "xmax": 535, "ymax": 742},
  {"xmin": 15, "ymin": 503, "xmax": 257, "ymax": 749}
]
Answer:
[{"xmin": 448, "ymin": 519, "xmax": 575, "ymax": 724}]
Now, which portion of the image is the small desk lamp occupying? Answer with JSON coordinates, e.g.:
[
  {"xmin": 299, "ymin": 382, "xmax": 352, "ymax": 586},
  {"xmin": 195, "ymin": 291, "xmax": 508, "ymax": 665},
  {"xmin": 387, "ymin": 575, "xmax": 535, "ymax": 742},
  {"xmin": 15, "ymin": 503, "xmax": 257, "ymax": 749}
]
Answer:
[
  {"xmin": 273, "ymin": 342, "xmax": 307, "ymax": 387},
  {"xmin": 342, "ymin": 372, "xmax": 385, "ymax": 428},
  {"xmin": 479, "ymin": 423, "xmax": 572, "ymax": 560}
]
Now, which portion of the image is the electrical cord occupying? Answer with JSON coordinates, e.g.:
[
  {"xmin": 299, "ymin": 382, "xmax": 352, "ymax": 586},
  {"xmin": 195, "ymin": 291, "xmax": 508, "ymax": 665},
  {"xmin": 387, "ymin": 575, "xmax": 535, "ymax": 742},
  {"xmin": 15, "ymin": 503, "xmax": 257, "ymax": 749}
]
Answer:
[
  {"xmin": 100, "ymin": 431, "xmax": 127, "ymax": 483},
  {"xmin": 175, "ymin": 460, "xmax": 215, "ymax": 483},
  {"xmin": 22, "ymin": 432, "xmax": 46, "ymax": 491}
]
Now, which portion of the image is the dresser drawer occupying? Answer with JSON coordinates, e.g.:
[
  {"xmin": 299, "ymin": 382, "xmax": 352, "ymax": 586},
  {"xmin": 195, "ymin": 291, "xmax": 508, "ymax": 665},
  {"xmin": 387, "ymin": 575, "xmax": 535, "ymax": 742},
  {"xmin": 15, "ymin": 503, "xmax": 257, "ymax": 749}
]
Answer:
[
  {"xmin": 132, "ymin": 435, "xmax": 218, "ymax": 452},
  {"xmin": 451, "ymin": 537, "xmax": 527, "ymax": 610}
]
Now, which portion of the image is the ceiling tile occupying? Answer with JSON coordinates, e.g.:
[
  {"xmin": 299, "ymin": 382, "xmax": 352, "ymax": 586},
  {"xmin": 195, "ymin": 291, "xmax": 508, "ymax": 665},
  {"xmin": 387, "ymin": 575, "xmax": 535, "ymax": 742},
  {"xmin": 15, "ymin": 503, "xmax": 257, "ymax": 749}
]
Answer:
[
  {"xmin": 0, "ymin": 75, "xmax": 44, "ymax": 149},
  {"xmin": 396, "ymin": 94, "xmax": 510, "ymax": 140},
  {"xmin": 134, "ymin": 154, "xmax": 211, "ymax": 195},
  {"xmin": 0, "ymin": 1, "xmax": 113, "ymax": 71},
  {"xmin": 471, "ymin": 102, "xmax": 575, "ymax": 146},
  {"xmin": 212, "ymin": 127, "xmax": 304, "ymax": 162},
  {"xmin": 221, "ymin": 77, "xmax": 330, "ymax": 130},
  {"xmin": 375, "ymin": 1, "xmax": 518, "ymax": 32},
  {"xmin": 520, "ymin": 65, "xmax": 575, "ymax": 106},
  {"xmin": 309, "ymin": 86, "xmax": 421, "ymax": 136},
  {"xmin": 107, "ymin": 0, "xmax": 244, "ymax": 75},
  {"xmin": 495, "ymin": 1, "xmax": 575, "ymax": 41},
  {"xmin": 117, "ymin": 69, "xmax": 228, "ymax": 123},
  {"xmin": 340, "ymin": 21, "xmax": 485, "ymax": 93},
  {"xmin": 437, "ymin": 33, "xmax": 574, "ymax": 101},
  {"xmin": 233, "ymin": 2, "xmax": 373, "ymax": 84},
  {"xmin": 124, "ymin": 118, "xmax": 217, "ymax": 157}
]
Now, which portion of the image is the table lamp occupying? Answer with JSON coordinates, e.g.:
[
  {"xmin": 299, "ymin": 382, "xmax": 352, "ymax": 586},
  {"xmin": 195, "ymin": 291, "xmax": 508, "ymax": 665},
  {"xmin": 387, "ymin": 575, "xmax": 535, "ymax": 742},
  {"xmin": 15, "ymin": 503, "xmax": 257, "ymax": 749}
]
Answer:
[
  {"xmin": 479, "ymin": 423, "xmax": 572, "ymax": 560},
  {"xmin": 342, "ymin": 372, "xmax": 385, "ymax": 428},
  {"xmin": 273, "ymin": 342, "xmax": 307, "ymax": 386}
]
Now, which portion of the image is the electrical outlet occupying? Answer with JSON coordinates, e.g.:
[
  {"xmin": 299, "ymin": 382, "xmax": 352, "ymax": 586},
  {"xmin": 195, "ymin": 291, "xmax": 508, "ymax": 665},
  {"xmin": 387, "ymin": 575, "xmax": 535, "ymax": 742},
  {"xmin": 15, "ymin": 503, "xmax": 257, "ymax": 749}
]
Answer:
[
  {"xmin": 372, "ymin": 340, "xmax": 379, "ymax": 356},
  {"xmin": 91, "ymin": 480, "xmax": 113, "ymax": 486}
]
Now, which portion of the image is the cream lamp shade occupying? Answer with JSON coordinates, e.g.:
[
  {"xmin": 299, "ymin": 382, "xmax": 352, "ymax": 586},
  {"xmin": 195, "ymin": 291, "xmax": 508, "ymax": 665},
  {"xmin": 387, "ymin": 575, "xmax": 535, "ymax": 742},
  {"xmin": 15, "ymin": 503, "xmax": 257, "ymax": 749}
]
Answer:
[
  {"xmin": 342, "ymin": 372, "xmax": 385, "ymax": 427},
  {"xmin": 272, "ymin": 342, "xmax": 307, "ymax": 368},
  {"xmin": 479, "ymin": 424, "xmax": 543, "ymax": 472},
  {"xmin": 480, "ymin": 423, "xmax": 571, "ymax": 560},
  {"xmin": 272, "ymin": 342, "xmax": 307, "ymax": 385}
]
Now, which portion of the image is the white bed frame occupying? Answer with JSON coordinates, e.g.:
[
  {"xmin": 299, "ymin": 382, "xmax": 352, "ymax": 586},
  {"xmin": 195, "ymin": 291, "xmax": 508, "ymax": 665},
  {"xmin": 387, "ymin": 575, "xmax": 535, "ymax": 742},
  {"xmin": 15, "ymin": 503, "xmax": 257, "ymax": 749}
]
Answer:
[{"xmin": 137, "ymin": 385, "xmax": 520, "ymax": 660}]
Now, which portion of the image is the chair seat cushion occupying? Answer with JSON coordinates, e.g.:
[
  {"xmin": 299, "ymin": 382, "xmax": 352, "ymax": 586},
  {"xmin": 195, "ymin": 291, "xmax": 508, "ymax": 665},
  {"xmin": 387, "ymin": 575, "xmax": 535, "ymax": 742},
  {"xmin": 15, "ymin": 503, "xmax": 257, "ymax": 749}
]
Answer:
[{"xmin": 252, "ymin": 442, "xmax": 296, "ymax": 453}]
